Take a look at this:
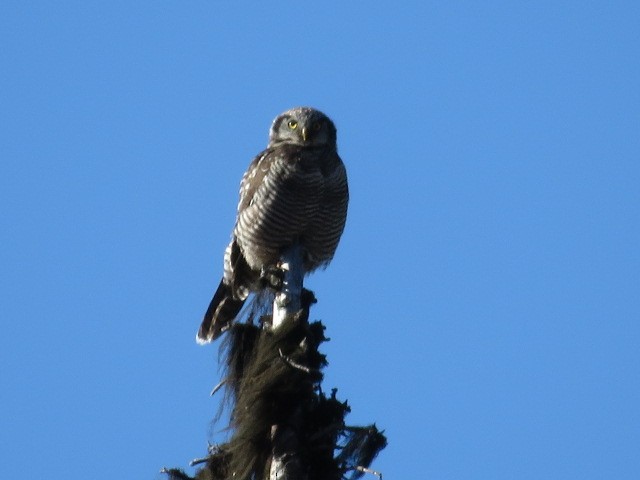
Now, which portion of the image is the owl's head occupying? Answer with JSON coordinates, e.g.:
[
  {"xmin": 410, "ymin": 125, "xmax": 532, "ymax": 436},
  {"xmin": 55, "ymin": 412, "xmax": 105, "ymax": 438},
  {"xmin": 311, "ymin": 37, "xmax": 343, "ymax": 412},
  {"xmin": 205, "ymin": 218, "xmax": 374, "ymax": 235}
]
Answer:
[{"xmin": 269, "ymin": 107, "xmax": 337, "ymax": 149}]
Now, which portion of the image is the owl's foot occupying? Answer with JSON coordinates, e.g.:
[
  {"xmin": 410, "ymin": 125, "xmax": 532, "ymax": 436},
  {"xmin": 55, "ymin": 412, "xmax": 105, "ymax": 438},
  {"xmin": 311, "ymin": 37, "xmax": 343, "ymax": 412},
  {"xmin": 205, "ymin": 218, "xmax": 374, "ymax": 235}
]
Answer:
[{"xmin": 260, "ymin": 265, "xmax": 284, "ymax": 291}]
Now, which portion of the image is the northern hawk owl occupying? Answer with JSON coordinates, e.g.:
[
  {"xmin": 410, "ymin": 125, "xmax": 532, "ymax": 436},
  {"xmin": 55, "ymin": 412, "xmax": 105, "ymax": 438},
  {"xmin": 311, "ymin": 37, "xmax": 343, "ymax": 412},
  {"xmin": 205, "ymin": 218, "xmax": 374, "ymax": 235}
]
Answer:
[{"xmin": 197, "ymin": 107, "xmax": 349, "ymax": 344}]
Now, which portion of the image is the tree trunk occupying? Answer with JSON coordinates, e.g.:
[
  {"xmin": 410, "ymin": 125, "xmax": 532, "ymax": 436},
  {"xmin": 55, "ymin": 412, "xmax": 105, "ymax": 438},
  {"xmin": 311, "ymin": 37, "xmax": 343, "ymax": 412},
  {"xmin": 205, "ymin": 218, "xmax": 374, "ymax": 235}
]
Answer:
[{"xmin": 268, "ymin": 243, "xmax": 307, "ymax": 480}]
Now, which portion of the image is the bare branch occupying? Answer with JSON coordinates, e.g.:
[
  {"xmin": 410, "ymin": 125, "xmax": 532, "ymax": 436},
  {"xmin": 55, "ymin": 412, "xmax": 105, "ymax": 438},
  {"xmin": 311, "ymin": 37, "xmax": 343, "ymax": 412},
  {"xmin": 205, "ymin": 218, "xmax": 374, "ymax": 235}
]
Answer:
[
  {"xmin": 352, "ymin": 465, "xmax": 383, "ymax": 480},
  {"xmin": 189, "ymin": 456, "xmax": 208, "ymax": 467},
  {"xmin": 209, "ymin": 378, "xmax": 226, "ymax": 397},
  {"xmin": 278, "ymin": 348, "xmax": 319, "ymax": 374}
]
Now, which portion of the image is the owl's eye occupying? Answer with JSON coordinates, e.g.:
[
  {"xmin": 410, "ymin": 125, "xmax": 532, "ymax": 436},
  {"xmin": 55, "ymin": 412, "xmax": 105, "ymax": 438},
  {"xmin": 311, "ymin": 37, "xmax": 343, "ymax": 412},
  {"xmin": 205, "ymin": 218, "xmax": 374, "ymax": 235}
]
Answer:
[
  {"xmin": 312, "ymin": 122, "xmax": 322, "ymax": 131},
  {"xmin": 287, "ymin": 120, "xmax": 298, "ymax": 130}
]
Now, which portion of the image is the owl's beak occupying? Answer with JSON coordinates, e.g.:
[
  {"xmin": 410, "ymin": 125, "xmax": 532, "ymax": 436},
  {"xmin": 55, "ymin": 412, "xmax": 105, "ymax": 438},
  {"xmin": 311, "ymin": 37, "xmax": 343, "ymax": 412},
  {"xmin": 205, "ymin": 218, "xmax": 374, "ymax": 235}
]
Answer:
[{"xmin": 301, "ymin": 127, "xmax": 309, "ymax": 143}]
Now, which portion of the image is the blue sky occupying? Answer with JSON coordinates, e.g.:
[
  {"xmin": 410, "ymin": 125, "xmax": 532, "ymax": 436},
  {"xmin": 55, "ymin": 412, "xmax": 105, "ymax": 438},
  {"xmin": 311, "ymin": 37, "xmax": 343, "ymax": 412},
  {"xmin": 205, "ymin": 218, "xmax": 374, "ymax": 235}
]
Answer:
[{"xmin": 1, "ymin": 2, "xmax": 639, "ymax": 479}]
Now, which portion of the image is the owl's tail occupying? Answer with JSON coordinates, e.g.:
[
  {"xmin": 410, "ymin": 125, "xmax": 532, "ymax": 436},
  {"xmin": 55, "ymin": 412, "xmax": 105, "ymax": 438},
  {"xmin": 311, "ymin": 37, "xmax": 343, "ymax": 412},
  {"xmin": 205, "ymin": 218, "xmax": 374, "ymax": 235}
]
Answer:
[{"xmin": 196, "ymin": 279, "xmax": 245, "ymax": 344}]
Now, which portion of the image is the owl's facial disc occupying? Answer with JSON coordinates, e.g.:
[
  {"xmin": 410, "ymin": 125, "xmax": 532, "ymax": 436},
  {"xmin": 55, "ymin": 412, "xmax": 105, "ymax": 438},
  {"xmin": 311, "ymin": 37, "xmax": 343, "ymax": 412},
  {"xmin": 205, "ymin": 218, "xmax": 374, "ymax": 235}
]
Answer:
[{"xmin": 269, "ymin": 107, "xmax": 336, "ymax": 149}]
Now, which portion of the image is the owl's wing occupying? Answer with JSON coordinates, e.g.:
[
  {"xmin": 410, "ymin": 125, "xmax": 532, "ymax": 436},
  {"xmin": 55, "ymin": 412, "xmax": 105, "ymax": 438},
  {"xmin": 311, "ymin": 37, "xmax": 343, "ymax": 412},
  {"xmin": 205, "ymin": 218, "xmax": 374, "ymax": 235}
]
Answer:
[{"xmin": 237, "ymin": 148, "xmax": 275, "ymax": 214}]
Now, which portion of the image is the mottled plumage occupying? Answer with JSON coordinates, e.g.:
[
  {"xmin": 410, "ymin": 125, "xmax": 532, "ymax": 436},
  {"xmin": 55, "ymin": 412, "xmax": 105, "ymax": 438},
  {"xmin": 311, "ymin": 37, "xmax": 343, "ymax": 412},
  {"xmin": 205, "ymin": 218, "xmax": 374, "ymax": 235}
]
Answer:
[{"xmin": 197, "ymin": 107, "xmax": 348, "ymax": 344}]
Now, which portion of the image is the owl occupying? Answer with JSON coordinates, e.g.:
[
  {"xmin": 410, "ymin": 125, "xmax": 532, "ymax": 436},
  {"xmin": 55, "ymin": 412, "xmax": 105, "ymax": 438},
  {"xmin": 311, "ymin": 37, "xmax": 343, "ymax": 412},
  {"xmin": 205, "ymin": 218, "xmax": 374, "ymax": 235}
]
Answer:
[{"xmin": 197, "ymin": 107, "xmax": 349, "ymax": 344}]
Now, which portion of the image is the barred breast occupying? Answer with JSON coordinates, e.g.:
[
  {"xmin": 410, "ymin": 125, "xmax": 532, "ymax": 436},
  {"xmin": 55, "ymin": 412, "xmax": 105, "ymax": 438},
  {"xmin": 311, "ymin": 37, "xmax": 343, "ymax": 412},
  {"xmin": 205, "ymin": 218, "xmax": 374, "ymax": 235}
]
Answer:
[{"xmin": 233, "ymin": 144, "xmax": 348, "ymax": 273}]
